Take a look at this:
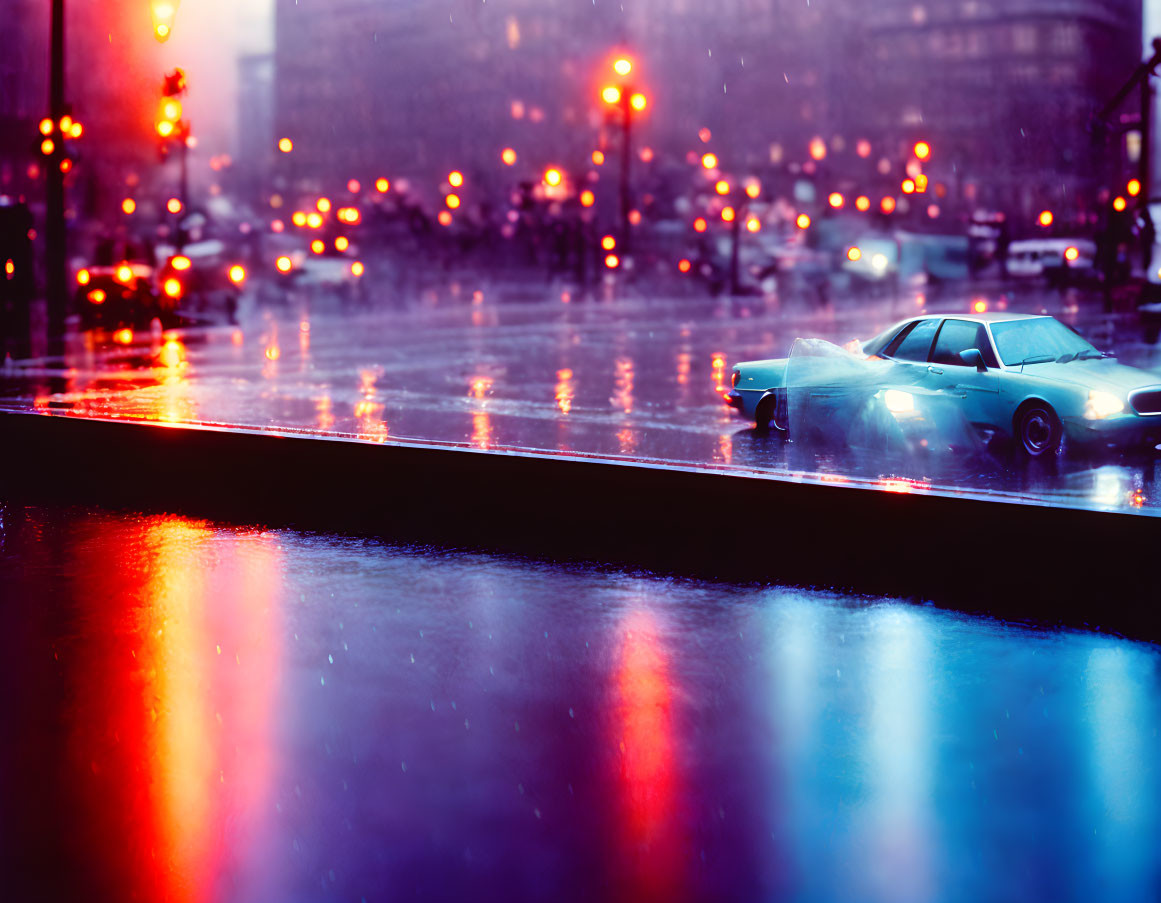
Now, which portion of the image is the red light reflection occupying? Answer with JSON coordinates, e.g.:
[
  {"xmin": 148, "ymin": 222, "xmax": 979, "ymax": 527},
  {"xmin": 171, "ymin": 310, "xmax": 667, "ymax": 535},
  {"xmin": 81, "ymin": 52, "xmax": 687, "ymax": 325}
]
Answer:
[
  {"xmin": 614, "ymin": 611, "xmax": 682, "ymax": 898},
  {"xmin": 63, "ymin": 516, "xmax": 283, "ymax": 902},
  {"xmin": 555, "ymin": 368, "xmax": 575, "ymax": 414}
]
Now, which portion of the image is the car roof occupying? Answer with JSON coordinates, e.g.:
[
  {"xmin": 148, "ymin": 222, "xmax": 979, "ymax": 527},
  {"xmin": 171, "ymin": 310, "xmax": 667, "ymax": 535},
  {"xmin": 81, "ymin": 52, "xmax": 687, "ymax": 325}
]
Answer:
[{"xmin": 904, "ymin": 312, "xmax": 1047, "ymax": 325}]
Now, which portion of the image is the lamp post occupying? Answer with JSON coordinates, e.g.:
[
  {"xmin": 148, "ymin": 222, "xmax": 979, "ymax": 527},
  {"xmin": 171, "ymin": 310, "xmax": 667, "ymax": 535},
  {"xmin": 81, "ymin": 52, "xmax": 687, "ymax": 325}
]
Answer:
[
  {"xmin": 44, "ymin": 0, "xmax": 67, "ymax": 349},
  {"xmin": 601, "ymin": 56, "xmax": 647, "ymax": 254},
  {"xmin": 716, "ymin": 179, "xmax": 761, "ymax": 296}
]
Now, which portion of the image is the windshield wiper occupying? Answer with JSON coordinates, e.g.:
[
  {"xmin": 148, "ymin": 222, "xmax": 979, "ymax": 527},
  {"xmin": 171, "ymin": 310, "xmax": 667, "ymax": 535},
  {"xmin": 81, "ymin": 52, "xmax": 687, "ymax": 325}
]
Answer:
[
  {"xmin": 1058, "ymin": 349, "xmax": 1108, "ymax": 362},
  {"xmin": 1015, "ymin": 355, "xmax": 1055, "ymax": 366}
]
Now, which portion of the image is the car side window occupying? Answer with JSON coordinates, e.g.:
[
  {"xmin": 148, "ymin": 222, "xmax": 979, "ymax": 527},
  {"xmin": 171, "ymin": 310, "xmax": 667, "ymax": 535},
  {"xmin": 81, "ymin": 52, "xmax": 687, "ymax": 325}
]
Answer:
[
  {"xmin": 890, "ymin": 318, "xmax": 940, "ymax": 362},
  {"xmin": 932, "ymin": 320, "xmax": 997, "ymax": 367}
]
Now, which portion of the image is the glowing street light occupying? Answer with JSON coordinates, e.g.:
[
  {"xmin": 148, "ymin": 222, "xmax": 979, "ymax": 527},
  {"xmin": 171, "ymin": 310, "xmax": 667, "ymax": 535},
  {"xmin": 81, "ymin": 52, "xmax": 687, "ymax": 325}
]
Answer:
[
  {"xmin": 448, "ymin": 170, "xmax": 464, "ymax": 188},
  {"xmin": 278, "ymin": 137, "xmax": 293, "ymax": 153},
  {"xmin": 375, "ymin": 177, "xmax": 390, "ymax": 192},
  {"xmin": 501, "ymin": 148, "xmax": 517, "ymax": 166},
  {"xmin": 543, "ymin": 168, "xmax": 563, "ymax": 187},
  {"xmin": 629, "ymin": 93, "xmax": 647, "ymax": 111},
  {"xmin": 602, "ymin": 86, "xmax": 622, "ymax": 105},
  {"xmin": 828, "ymin": 192, "xmax": 845, "ymax": 209},
  {"xmin": 701, "ymin": 152, "xmax": 718, "ymax": 170},
  {"xmin": 1128, "ymin": 179, "xmax": 1142, "ymax": 197},
  {"xmin": 1038, "ymin": 209, "xmax": 1053, "ymax": 227},
  {"xmin": 613, "ymin": 57, "xmax": 632, "ymax": 77},
  {"xmin": 796, "ymin": 213, "xmax": 811, "ymax": 229},
  {"xmin": 913, "ymin": 140, "xmax": 931, "ymax": 160},
  {"xmin": 228, "ymin": 265, "xmax": 246, "ymax": 285},
  {"xmin": 121, "ymin": 198, "xmax": 136, "ymax": 214},
  {"xmin": 152, "ymin": 0, "xmax": 179, "ymax": 42}
]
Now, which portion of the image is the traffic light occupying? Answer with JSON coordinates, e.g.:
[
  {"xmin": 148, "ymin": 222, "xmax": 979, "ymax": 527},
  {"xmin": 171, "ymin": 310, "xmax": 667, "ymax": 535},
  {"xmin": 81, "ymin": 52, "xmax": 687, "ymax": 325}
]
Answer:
[
  {"xmin": 156, "ymin": 69, "xmax": 189, "ymax": 158},
  {"xmin": 162, "ymin": 68, "xmax": 187, "ymax": 97},
  {"xmin": 152, "ymin": 1, "xmax": 180, "ymax": 42}
]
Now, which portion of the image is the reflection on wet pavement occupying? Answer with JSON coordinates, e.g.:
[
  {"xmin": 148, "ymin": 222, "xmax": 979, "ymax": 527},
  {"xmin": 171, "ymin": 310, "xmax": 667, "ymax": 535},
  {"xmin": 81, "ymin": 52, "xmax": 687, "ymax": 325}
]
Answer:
[
  {"xmin": 2, "ymin": 501, "xmax": 1157, "ymax": 902},
  {"xmin": 2, "ymin": 290, "xmax": 1160, "ymax": 514}
]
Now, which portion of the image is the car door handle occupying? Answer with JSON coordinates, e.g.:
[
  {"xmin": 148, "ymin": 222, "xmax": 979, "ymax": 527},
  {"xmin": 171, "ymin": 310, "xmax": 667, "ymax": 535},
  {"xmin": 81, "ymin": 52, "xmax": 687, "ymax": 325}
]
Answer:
[{"xmin": 927, "ymin": 366, "xmax": 944, "ymax": 375}]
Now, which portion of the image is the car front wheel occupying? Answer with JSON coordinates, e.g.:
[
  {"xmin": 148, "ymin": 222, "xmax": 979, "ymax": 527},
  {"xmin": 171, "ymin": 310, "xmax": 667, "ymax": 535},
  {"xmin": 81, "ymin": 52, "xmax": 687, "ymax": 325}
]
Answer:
[{"xmin": 1016, "ymin": 403, "xmax": 1061, "ymax": 457}]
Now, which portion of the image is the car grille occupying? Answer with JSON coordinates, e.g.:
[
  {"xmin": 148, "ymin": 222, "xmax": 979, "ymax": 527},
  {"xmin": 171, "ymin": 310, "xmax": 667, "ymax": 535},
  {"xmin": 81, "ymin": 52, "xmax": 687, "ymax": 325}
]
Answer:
[{"xmin": 1129, "ymin": 388, "xmax": 1161, "ymax": 415}]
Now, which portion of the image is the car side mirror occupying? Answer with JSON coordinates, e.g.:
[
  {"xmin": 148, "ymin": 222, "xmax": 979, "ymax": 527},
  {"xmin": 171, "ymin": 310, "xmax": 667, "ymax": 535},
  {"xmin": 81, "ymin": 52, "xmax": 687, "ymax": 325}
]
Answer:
[{"xmin": 959, "ymin": 348, "xmax": 987, "ymax": 372}]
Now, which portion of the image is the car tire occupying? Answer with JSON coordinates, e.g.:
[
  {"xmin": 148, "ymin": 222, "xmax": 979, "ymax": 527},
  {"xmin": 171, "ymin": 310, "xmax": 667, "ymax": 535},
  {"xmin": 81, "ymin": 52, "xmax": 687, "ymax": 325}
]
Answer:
[
  {"xmin": 1016, "ymin": 402, "xmax": 1061, "ymax": 457},
  {"xmin": 754, "ymin": 393, "xmax": 788, "ymax": 436}
]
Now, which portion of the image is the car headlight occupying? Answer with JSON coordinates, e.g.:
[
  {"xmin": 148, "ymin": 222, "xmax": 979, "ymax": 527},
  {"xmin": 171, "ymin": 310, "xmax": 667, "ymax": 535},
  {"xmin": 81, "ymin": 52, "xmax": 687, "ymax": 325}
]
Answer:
[
  {"xmin": 731, "ymin": 370, "xmax": 741, "ymax": 388},
  {"xmin": 884, "ymin": 389, "xmax": 914, "ymax": 414},
  {"xmin": 1084, "ymin": 390, "xmax": 1125, "ymax": 420}
]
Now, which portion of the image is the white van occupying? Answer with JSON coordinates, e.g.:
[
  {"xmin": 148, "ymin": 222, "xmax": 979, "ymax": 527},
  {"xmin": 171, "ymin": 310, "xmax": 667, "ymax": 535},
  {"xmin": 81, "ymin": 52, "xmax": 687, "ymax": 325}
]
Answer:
[{"xmin": 1006, "ymin": 239, "xmax": 1095, "ymax": 278}]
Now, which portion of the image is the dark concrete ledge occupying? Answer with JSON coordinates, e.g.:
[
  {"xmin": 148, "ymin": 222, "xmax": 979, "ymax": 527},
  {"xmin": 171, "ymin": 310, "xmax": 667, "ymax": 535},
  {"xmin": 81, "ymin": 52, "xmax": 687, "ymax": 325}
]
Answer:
[{"xmin": 2, "ymin": 412, "xmax": 1158, "ymax": 637}]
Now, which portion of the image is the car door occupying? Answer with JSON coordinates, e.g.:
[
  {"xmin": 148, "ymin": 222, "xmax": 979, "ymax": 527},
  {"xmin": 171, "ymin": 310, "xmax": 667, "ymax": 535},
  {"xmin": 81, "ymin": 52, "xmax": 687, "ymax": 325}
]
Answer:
[{"xmin": 924, "ymin": 319, "xmax": 1000, "ymax": 429}]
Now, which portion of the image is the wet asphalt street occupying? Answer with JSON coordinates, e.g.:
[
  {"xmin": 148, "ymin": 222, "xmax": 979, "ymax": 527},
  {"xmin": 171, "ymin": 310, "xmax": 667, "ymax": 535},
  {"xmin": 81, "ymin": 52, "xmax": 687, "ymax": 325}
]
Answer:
[
  {"xmin": 2, "ymin": 282, "xmax": 1161, "ymax": 902},
  {"xmin": 3, "ymin": 280, "xmax": 1161, "ymax": 515},
  {"xmin": 2, "ymin": 501, "xmax": 1159, "ymax": 903}
]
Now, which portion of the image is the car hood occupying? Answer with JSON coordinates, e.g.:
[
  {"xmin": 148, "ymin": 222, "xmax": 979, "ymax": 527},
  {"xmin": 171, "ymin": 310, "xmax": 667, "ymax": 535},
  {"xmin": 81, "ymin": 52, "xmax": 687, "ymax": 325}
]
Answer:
[{"xmin": 1014, "ymin": 359, "xmax": 1161, "ymax": 395}]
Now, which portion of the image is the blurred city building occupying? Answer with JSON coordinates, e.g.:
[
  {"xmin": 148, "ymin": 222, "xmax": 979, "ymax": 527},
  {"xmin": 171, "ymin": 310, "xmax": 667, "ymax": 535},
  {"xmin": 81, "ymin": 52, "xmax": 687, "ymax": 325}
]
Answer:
[
  {"xmin": 269, "ymin": 0, "xmax": 1144, "ymax": 223},
  {"xmin": 849, "ymin": 0, "xmax": 1143, "ymax": 216}
]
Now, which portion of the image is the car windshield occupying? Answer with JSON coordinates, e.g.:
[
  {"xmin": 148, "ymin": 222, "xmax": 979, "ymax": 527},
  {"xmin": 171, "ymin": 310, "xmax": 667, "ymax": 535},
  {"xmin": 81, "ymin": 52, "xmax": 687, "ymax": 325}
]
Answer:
[{"xmin": 989, "ymin": 318, "xmax": 1097, "ymax": 366}]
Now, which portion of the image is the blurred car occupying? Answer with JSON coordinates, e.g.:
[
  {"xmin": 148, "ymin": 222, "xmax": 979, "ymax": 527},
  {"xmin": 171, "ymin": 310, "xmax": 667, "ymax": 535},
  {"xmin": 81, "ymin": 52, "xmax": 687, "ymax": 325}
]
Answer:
[
  {"xmin": 1007, "ymin": 239, "xmax": 1096, "ymax": 283},
  {"xmin": 727, "ymin": 313, "xmax": 1161, "ymax": 456},
  {"xmin": 73, "ymin": 239, "xmax": 176, "ymax": 329}
]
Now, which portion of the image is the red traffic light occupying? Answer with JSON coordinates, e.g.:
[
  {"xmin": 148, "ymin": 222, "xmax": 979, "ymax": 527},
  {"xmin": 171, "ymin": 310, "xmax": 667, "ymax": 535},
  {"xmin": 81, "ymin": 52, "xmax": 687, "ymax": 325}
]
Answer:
[{"xmin": 162, "ymin": 68, "xmax": 187, "ymax": 97}]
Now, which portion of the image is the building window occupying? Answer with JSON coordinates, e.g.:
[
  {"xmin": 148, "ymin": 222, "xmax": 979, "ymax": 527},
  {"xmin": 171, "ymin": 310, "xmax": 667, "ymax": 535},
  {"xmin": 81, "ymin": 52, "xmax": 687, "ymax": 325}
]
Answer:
[{"xmin": 1012, "ymin": 24, "xmax": 1037, "ymax": 54}]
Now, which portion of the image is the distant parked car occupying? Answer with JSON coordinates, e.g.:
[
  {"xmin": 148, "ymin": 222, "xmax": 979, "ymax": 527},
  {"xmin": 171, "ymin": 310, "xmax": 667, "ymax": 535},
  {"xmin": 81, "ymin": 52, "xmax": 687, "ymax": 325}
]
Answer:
[
  {"xmin": 1007, "ymin": 239, "xmax": 1096, "ymax": 283},
  {"xmin": 727, "ymin": 313, "xmax": 1161, "ymax": 456}
]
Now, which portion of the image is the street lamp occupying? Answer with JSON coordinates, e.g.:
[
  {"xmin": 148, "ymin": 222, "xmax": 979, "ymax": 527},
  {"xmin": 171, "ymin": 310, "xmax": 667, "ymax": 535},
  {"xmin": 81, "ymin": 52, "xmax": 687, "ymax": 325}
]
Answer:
[
  {"xmin": 601, "ymin": 53, "xmax": 648, "ymax": 252},
  {"xmin": 152, "ymin": 1, "xmax": 180, "ymax": 42}
]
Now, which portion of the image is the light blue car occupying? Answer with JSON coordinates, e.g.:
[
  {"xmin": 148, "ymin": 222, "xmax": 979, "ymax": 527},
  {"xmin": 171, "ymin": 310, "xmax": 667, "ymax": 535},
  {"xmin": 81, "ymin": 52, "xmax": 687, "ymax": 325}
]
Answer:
[{"xmin": 726, "ymin": 313, "xmax": 1161, "ymax": 456}]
